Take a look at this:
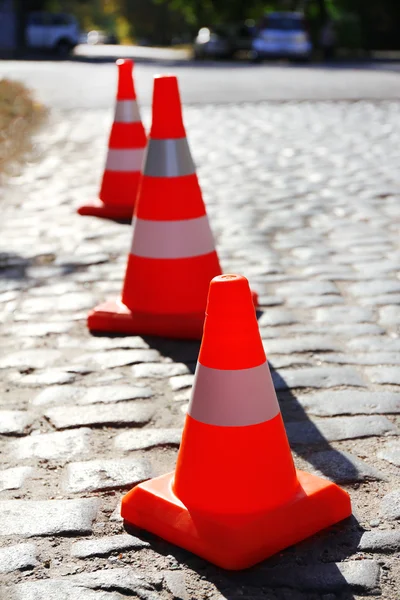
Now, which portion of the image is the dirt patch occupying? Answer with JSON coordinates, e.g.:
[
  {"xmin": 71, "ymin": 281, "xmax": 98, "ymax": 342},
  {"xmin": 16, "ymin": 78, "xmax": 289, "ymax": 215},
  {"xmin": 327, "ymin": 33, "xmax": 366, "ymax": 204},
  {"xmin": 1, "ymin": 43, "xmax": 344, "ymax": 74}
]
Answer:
[{"xmin": 0, "ymin": 79, "xmax": 47, "ymax": 179}]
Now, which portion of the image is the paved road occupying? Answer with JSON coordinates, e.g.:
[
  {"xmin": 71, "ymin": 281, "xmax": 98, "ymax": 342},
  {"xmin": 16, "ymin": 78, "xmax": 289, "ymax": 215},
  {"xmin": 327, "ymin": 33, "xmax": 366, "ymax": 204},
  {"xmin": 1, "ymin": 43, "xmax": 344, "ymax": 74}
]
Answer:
[
  {"xmin": 1, "ymin": 98, "xmax": 399, "ymax": 598},
  {"xmin": 1, "ymin": 44, "xmax": 400, "ymax": 108}
]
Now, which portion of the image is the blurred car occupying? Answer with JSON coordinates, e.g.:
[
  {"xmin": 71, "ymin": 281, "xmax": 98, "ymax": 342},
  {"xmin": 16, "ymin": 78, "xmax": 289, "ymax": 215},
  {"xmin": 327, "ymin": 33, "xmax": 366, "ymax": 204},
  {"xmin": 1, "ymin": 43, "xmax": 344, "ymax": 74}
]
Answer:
[
  {"xmin": 252, "ymin": 12, "xmax": 312, "ymax": 61},
  {"xmin": 84, "ymin": 30, "xmax": 119, "ymax": 45},
  {"xmin": 26, "ymin": 12, "xmax": 80, "ymax": 56},
  {"xmin": 193, "ymin": 22, "xmax": 254, "ymax": 59}
]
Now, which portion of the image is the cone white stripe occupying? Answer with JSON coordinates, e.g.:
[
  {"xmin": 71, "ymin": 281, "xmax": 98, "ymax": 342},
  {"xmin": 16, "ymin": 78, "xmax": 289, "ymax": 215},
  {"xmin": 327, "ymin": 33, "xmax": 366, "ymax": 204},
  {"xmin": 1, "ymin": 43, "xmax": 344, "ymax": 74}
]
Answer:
[
  {"xmin": 144, "ymin": 138, "xmax": 195, "ymax": 178},
  {"xmin": 105, "ymin": 148, "xmax": 145, "ymax": 172},
  {"xmin": 188, "ymin": 362, "xmax": 280, "ymax": 427},
  {"xmin": 131, "ymin": 215, "xmax": 216, "ymax": 259},
  {"xmin": 114, "ymin": 100, "xmax": 141, "ymax": 123}
]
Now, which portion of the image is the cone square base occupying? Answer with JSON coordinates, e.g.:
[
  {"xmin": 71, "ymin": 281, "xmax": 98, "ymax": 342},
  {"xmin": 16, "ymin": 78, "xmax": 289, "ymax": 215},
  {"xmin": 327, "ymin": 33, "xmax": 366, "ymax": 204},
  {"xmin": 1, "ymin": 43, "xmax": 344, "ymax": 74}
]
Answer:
[
  {"xmin": 121, "ymin": 470, "xmax": 352, "ymax": 570},
  {"xmin": 77, "ymin": 199, "xmax": 133, "ymax": 222},
  {"xmin": 88, "ymin": 291, "xmax": 259, "ymax": 341}
]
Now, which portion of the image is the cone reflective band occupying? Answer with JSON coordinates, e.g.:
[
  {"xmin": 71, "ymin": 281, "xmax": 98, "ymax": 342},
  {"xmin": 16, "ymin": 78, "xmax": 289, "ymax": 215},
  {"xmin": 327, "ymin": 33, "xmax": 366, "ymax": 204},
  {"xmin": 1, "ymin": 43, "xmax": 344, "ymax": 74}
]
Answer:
[
  {"xmin": 77, "ymin": 59, "xmax": 146, "ymax": 221},
  {"xmin": 87, "ymin": 75, "xmax": 258, "ymax": 340},
  {"xmin": 121, "ymin": 275, "xmax": 352, "ymax": 569}
]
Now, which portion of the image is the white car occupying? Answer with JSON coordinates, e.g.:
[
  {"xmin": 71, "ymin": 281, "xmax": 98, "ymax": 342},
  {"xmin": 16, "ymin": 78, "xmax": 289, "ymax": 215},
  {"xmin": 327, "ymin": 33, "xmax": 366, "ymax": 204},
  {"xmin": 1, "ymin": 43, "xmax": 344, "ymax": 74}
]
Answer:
[
  {"xmin": 252, "ymin": 12, "xmax": 312, "ymax": 61},
  {"xmin": 26, "ymin": 12, "xmax": 80, "ymax": 56}
]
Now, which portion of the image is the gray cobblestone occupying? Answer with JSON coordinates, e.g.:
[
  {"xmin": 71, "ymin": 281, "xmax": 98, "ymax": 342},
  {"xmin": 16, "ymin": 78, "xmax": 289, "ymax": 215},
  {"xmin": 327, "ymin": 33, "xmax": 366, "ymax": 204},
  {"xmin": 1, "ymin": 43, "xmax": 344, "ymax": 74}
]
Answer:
[
  {"xmin": 304, "ymin": 449, "xmax": 386, "ymax": 483},
  {"xmin": 379, "ymin": 305, "xmax": 400, "ymax": 327},
  {"xmin": 257, "ymin": 310, "xmax": 297, "ymax": 327},
  {"xmin": 298, "ymin": 390, "xmax": 400, "ymax": 416},
  {"xmin": 0, "ymin": 498, "xmax": 99, "ymax": 536},
  {"xmin": 377, "ymin": 441, "xmax": 400, "ymax": 466},
  {"xmin": 314, "ymin": 306, "xmax": 374, "ymax": 323},
  {"xmin": 272, "ymin": 367, "xmax": 365, "ymax": 390},
  {"xmin": 0, "ymin": 466, "xmax": 34, "ymax": 492},
  {"xmin": 169, "ymin": 374, "xmax": 195, "ymax": 391},
  {"xmin": 0, "ymin": 349, "xmax": 62, "ymax": 369},
  {"xmin": 380, "ymin": 489, "xmax": 400, "ymax": 520},
  {"xmin": 0, "ymin": 543, "xmax": 38, "ymax": 573},
  {"xmin": 316, "ymin": 352, "xmax": 400, "ymax": 365},
  {"xmin": 74, "ymin": 349, "xmax": 160, "ymax": 369},
  {"xmin": 275, "ymin": 281, "xmax": 338, "ymax": 296},
  {"xmin": 2, "ymin": 569, "xmax": 162, "ymax": 600},
  {"xmin": 263, "ymin": 336, "xmax": 340, "ymax": 354},
  {"xmin": 45, "ymin": 402, "xmax": 154, "ymax": 429},
  {"xmin": 132, "ymin": 362, "xmax": 189, "ymax": 379},
  {"xmin": 0, "ymin": 411, "xmax": 33, "ymax": 435},
  {"xmin": 9, "ymin": 369, "xmax": 77, "ymax": 386},
  {"xmin": 286, "ymin": 415, "xmax": 397, "ymax": 444},
  {"xmin": 358, "ymin": 530, "xmax": 400, "ymax": 552},
  {"xmin": 71, "ymin": 533, "xmax": 149, "ymax": 557},
  {"xmin": 249, "ymin": 560, "xmax": 380, "ymax": 593},
  {"xmin": 10, "ymin": 428, "xmax": 92, "ymax": 461},
  {"xmin": 32, "ymin": 384, "xmax": 153, "ymax": 406},
  {"xmin": 115, "ymin": 428, "xmax": 182, "ymax": 451},
  {"xmin": 64, "ymin": 457, "xmax": 152, "ymax": 493},
  {"xmin": 347, "ymin": 336, "xmax": 400, "ymax": 352},
  {"xmin": 366, "ymin": 366, "xmax": 400, "ymax": 385},
  {"xmin": 348, "ymin": 280, "xmax": 400, "ymax": 297}
]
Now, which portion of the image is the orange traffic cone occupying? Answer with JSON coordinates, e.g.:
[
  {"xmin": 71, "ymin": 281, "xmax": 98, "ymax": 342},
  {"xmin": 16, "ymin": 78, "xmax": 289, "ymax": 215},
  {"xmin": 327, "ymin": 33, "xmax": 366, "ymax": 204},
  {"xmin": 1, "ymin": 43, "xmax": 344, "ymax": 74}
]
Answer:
[
  {"xmin": 87, "ymin": 75, "xmax": 257, "ymax": 339},
  {"xmin": 77, "ymin": 59, "xmax": 146, "ymax": 221},
  {"xmin": 121, "ymin": 274, "xmax": 352, "ymax": 569}
]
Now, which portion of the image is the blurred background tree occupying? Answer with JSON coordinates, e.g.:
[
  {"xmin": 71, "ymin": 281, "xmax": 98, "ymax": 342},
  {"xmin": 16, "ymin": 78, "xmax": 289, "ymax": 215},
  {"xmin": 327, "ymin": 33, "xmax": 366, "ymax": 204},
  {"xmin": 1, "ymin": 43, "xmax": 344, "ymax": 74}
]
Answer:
[{"xmin": 14, "ymin": 0, "xmax": 400, "ymax": 50}]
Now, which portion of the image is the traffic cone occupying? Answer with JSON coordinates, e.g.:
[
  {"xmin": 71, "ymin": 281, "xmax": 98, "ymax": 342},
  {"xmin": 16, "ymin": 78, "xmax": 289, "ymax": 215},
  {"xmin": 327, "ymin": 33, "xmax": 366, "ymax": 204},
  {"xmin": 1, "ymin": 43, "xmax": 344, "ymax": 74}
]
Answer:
[
  {"xmin": 121, "ymin": 274, "xmax": 352, "ymax": 570},
  {"xmin": 77, "ymin": 59, "xmax": 146, "ymax": 221},
  {"xmin": 87, "ymin": 75, "xmax": 258, "ymax": 340}
]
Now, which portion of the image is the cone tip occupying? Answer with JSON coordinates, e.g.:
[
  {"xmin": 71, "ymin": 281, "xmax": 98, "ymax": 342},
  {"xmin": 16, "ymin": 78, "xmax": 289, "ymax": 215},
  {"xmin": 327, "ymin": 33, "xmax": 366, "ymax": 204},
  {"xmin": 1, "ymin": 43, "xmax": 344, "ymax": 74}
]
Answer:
[
  {"xmin": 151, "ymin": 74, "xmax": 185, "ymax": 139},
  {"xmin": 206, "ymin": 274, "xmax": 252, "ymax": 316},
  {"xmin": 116, "ymin": 58, "xmax": 134, "ymax": 68}
]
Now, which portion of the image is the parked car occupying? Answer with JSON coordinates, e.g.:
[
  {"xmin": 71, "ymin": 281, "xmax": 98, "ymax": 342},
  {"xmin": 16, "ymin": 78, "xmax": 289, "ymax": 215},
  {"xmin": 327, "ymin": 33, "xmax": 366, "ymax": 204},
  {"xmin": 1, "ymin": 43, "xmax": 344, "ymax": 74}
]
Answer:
[
  {"xmin": 252, "ymin": 12, "xmax": 312, "ymax": 61},
  {"xmin": 193, "ymin": 22, "xmax": 254, "ymax": 60},
  {"xmin": 26, "ymin": 12, "xmax": 80, "ymax": 56}
]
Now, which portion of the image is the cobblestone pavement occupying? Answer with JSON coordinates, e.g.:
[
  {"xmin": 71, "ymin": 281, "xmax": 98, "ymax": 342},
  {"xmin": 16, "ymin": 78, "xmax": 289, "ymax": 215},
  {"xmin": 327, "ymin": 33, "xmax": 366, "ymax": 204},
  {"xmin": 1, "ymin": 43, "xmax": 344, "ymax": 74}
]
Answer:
[{"xmin": 1, "ymin": 100, "xmax": 399, "ymax": 600}]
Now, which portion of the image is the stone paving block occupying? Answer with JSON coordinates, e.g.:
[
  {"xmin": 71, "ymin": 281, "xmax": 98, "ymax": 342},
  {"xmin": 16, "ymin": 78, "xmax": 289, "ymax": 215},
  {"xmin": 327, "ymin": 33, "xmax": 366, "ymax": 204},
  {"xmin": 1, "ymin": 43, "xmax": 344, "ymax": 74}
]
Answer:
[
  {"xmin": 348, "ymin": 280, "xmax": 400, "ymax": 297},
  {"xmin": 77, "ymin": 385, "xmax": 154, "ymax": 404},
  {"xmin": 358, "ymin": 530, "xmax": 400, "ymax": 552},
  {"xmin": 132, "ymin": 362, "xmax": 189, "ymax": 379},
  {"xmin": 366, "ymin": 367, "xmax": 400, "ymax": 385},
  {"xmin": 250, "ymin": 560, "xmax": 380, "ymax": 593},
  {"xmin": 285, "ymin": 295, "xmax": 344, "ymax": 308},
  {"xmin": 379, "ymin": 305, "xmax": 400, "ymax": 327},
  {"xmin": 21, "ymin": 292, "xmax": 95, "ymax": 313},
  {"xmin": 257, "ymin": 295, "xmax": 284, "ymax": 307},
  {"xmin": 64, "ymin": 457, "xmax": 152, "ymax": 493},
  {"xmin": 73, "ymin": 349, "xmax": 160, "ymax": 369},
  {"xmin": 85, "ymin": 336, "xmax": 149, "ymax": 351},
  {"xmin": 380, "ymin": 489, "xmax": 400, "ymax": 520},
  {"xmin": 10, "ymin": 428, "xmax": 92, "ymax": 461},
  {"xmin": 377, "ymin": 441, "xmax": 400, "ymax": 466},
  {"xmin": 328, "ymin": 323, "xmax": 385, "ymax": 337},
  {"xmin": 162, "ymin": 571, "xmax": 188, "ymax": 600},
  {"xmin": 350, "ymin": 336, "xmax": 400, "ymax": 352},
  {"xmin": 71, "ymin": 533, "xmax": 149, "ymax": 558},
  {"xmin": 0, "ymin": 411, "xmax": 33, "ymax": 435},
  {"xmin": 10, "ymin": 369, "xmax": 77, "ymax": 386},
  {"xmin": 317, "ymin": 353, "xmax": 400, "ymax": 365},
  {"xmin": 169, "ymin": 375, "xmax": 195, "ymax": 391},
  {"xmin": 0, "ymin": 466, "xmax": 33, "ymax": 492},
  {"xmin": 314, "ymin": 306, "xmax": 374, "ymax": 324},
  {"xmin": 2, "ymin": 568, "xmax": 162, "ymax": 600},
  {"xmin": 32, "ymin": 385, "xmax": 153, "ymax": 406},
  {"xmin": 0, "ymin": 349, "xmax": 62, "ymax": 370},
  {"xmin": 303, "ymin": 449, "xmax": 385, "ymax": 483},
  {"xmin": 286, "ymin": 415, "xmax": 397, "ymax": 444},
  {"xmin": 0, "ymin": 542, "xmax": 38, "ymax": 573},
  {"xmin": 358, "ymin": 293, "xmax": 400, "ymax": 307},
  {"xmin": 272, "ymin": 367, "xmax": 365, "ymax": 390},
  {"xmin": 114, "ymin": 428, "xmax": 182, "ymax": 451},
  {"xmin": 8, "ymin": 322, "xmax": 73, "ymax": 337},
  {"xmin": 264, "ymin": 336, "xmax": 340, "ymax": 355},
  {"xmin": 257, "ymin": 310, "xmax": 297, "ymax": 327},
  {"xmin": 45, "ymin": 402, "xmax": 154, "ymax": 429},
  {"xmin": 0, "ymin": 498, "xmax": 99, "ymax": 536},
  {"xmin": 275, "ymin": 281, "xmax": 338, "ymax": 296},
  {"xmin": 298, "ymin": 391, "xmax": 400, "ymax": 416}
]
